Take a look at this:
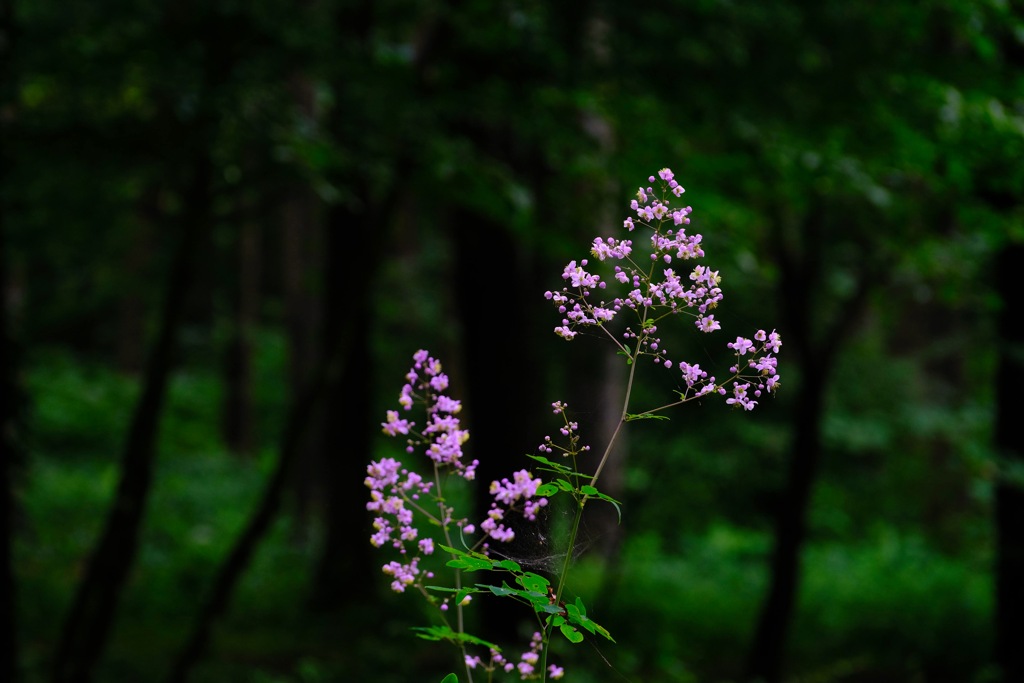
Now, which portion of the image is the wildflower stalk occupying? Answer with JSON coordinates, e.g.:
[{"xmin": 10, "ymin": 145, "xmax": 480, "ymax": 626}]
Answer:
[
  {"xmin": 540, "ymin": 337, "xmax": 642, "ymax": 682},
  {"xmin": 370, "ymin": 168, "xmax": 781, "ymax": 682},
  {"xmin": 433, "ymin": 466, "xmax": 475, "ymax": 683}
]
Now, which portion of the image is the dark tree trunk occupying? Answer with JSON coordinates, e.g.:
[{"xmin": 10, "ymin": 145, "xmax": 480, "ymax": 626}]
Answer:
[
  {"xmin": 51, "ymin": 164, "xmax": 207, "ymax": 683},
  {"xmin": 279, "ymin": 75, "xmax": 323, "ymax": 532},
  {"xmin": 115, "ymin": 193, "xmax": 159, "ymax": 376},
  {"xmin": 222, "ymin": 214, "xmax": 261, "ymax": 457},
  {"xmin": 0, "ymin": 306, "xmax": 18, "ymax": 683},
  {"xmin": 993, "ymin": 243, "xmax": 1024, "ymax": 683},
  {"xmin": 988, "ymin": 10, "xmax": 1024, "ymax": 678},
  {"xmin": 305, "ymin": 0, "xmax": 401, "ymax": 613},
  {"xmin": 1, "ymin": 1, "xmax": 20, "ymax": 679},
  {"xmin": 451, "ymin": 208, "xmax": 547, "ymax": 644},
  {"xmin": 0, "ymin": 316, "xmax": 18, "ymax": 683},
  {"xmin": 744, "ymin": 365, "xmax": 826, "ymax": 683},
  {"xmin": 306, "ymin": 191, "xmax": 381, "ymax": 612},
  {"xmin": 744, "ymin": 200, "xmax": 873, "ymax": 683}
]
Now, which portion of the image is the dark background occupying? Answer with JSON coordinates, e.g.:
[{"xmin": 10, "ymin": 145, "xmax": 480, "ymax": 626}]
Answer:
[{"xmin": 3, "ymin": 0, "xmax": 1023, "ymax": 681}]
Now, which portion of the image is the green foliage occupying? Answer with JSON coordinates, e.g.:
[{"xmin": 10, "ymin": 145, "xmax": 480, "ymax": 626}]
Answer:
[
  {"xmin": 583, "ymin": 527, "xmax": 991, "ymax": 681},
  {"xmin": 25, "ymin": 350, "xmax": 138, "ymax": 459},
  {"xmin": 412, "ymin": 625, "xmax": 500, "ymax": 651}
]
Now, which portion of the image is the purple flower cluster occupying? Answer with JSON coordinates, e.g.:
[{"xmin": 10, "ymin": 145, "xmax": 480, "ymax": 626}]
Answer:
[
  {"xmin": 465, "ymin": 632, "xmax": 564, "ymax": 680},
  {"xmin": 390, "ymin": 349, "xmax": 478, "ymax": 479},
  {"xmin": 544, "ymin": 167, "xmax": 782, "ymax": 409},
  {"xmin": 722, "ymin": 329, "xmax": 782, "ymax": 410},
  {"xmin": 369, "ymin": 349, "xmax": 553, "ymax": 593},
  {"xmin": 367, "ymin": 350, "xmax": 479, "ymax": 592},
  {"xmin": 538, "ymin": 401, "xmax": 591, "ymax": 459},
  {"xmin": 481, "ymin": 470, "xmax": 548, "ymax": 543},
  {"xmin": 675, "ymin": 328, "xmax": 782, "ymax": 408},
  {"xmin": 364, "ymin": 458, "xmax": 437, "ymax": 592}
]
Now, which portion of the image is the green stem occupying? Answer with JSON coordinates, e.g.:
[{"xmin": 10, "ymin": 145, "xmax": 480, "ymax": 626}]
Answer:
[
  {"xmin": 589, "ymin": 340, "xmax": 639, "ymax": 487},
  {"xmin": 540, "ymin": 340, "xmax": 641, "ymax": 681},
  {"xmin": 434, "ymin": 466, "xmax": 473, "ymax": 683}
]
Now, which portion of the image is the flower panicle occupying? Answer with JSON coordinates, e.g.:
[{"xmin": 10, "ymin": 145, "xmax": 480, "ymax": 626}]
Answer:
[
  {"xmin": 544, "ymin": 167, "xmax": 782, "ymax": 411},
  {"xmin": 370, "ymin": 349, "xmax": 552, "ymax": 594}
]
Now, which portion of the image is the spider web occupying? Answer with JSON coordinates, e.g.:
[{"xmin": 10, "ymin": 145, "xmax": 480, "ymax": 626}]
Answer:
[{"xmin": 485, "ymin": 500, "xmax": 603, "ymax": 575}]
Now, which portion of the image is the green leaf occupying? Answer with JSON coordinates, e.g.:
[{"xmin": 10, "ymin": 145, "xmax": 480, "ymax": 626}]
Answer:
[
  {"xmin": 559, "ymin": 623, "xmax": 584, "ymax": 643},
  {"xmin": 594, "ymin": 490, "xmax": 621, "ymax": 505},
  {"xmin": 526, "ymin": 455, "xmax": 574, "ymax": 474},
  {"xmin": 537, "ymin": 601, "xmax": 564, "ymax": 614},
  {"xmin": 478, "ymin": 583, "xmax": 549, "ymax": 610},
  {"xmin": 446, "ymin": 556, "xmax": 493, "ymax": 571},
  {"xmin": 496, "ymin": 558, "xmax": 522, "ymax": 572},
  {"xmin": 449, "ymin": 557, "xmax": 491, "ymax": 571},
  {"xmin": 574, "ymin": 485, "xmax": 623, "ymax": 522},
  {"xmin": 542, "ymin": 597, "xmax": 615, "ymax": 643},
  {"xmin": 624, "ymin": 412, "xmax": 670, "ymax": 422},
  {"xmin": 412, "ymin": 624, "xmax": 459, "ymax": 642},
  {"xmin": 440, "ymin": 675, "xmax": 458, "ymax": 683},
  {"xmin": 591, "ymin": 621, "xmax": 615, "ymax": 642},
  {"xmin": 516, "ymin": 572, "xmax": 550, "ymax": 593},
  {"xmin": 595, "ymin": 492, "xmax": 623, "ymax": 523},
  {"xmin": 412, "ymin": 626, "xmax": 501, "ymax": 650},
  {"xmin": 479, "ymin": 583, "xmax": 519, "ymax": 598},
  {"xmin": 535, "ymin": 482, "xmax": 560, "ymax": 497},
  {"xmin": 439, "ymin": 545, "xmax": 490, "ymax": 561}
]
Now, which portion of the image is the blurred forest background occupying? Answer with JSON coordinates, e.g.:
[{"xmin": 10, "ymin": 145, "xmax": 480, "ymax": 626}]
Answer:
[{"xmin": 3, "ymin": 0, "xmax": 1024, "ymax": 682}]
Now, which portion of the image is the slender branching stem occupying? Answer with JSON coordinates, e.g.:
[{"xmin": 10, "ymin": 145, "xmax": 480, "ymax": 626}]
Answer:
[
  {"xmin": 434, "ymin": 465, "xmax": 473, "ymax": 683},
  {"xmin": 541, "ymin": 339, "xmax": 641, "ymax": 681}
]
